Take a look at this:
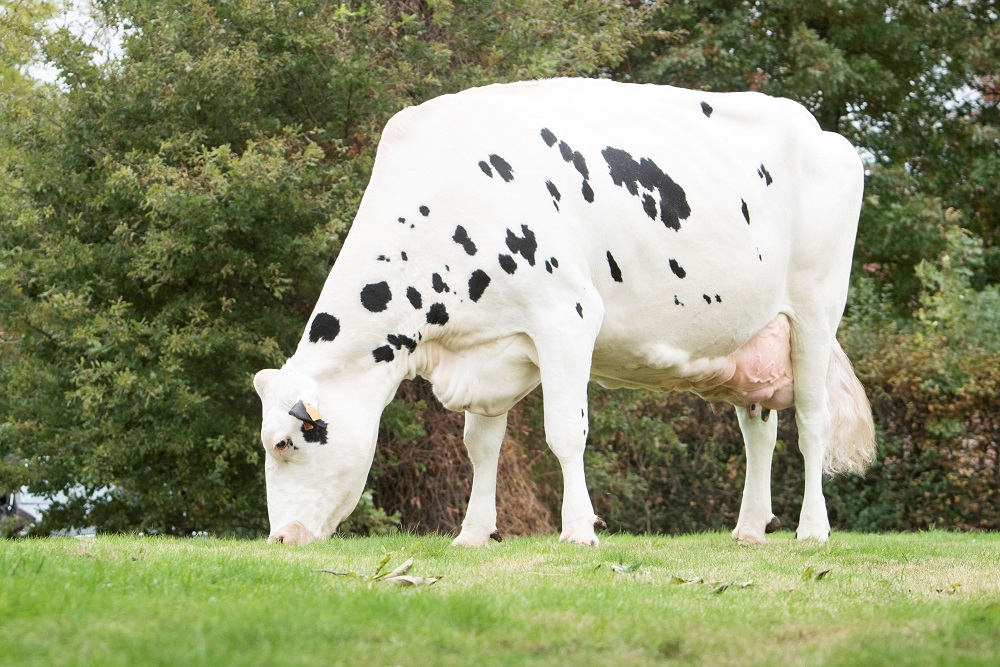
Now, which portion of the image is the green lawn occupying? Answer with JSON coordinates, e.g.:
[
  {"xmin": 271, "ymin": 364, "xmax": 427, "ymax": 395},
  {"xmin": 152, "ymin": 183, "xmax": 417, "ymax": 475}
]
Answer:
[{"xmin": 1, "ymin": 532, "xmax": 998, "ymax": 666}]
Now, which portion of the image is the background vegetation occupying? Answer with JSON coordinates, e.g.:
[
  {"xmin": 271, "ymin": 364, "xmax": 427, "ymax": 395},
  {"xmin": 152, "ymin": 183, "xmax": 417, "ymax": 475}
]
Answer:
[{"xmin": 1, "ymin": 0, "xmax": 997, "ymax": 537}]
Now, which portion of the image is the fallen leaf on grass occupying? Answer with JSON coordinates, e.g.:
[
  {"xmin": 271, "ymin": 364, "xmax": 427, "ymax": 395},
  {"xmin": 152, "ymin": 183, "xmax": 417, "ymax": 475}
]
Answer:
[
  {"xmin": 383, "ymin": 575, "xmax": 440, "ymax": 587},
  {"xmin": 315, "ymin": 556, "xmax": 439, "ymax": 587},
  {"xmin": 610, "ymin": 561, "xmax": 642, "ymax": 574},
  {"xmin": 802, "ymin": 566, "xmax": 832, "ymax": 581},
  {"xmin": 935, "ymin": 582, "xmax": 962, "ymax": 595},
  {"xmin": 374, "ymin": 557, "xmax": 413, "ymax": 580},
  {"xmin": 670, "ymin": 576, "xmax": 752, "ymax": 593}
]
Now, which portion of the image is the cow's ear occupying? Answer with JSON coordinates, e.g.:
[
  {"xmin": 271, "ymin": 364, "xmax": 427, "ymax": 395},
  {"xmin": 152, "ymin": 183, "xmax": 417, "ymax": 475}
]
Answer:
[
  {"xmin": 253, "ymin": 369, "xmax": 279, "ymax": 398},
  {"xmin": 288, "ymin": 400, "xmax": 323, "ymax": 428}
]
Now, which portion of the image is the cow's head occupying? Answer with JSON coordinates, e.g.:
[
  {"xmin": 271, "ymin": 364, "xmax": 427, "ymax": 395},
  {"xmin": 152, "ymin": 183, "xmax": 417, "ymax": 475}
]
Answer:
[{"xmin": 253, "ymin": 366, "xmax": 381, "ymax": 544}]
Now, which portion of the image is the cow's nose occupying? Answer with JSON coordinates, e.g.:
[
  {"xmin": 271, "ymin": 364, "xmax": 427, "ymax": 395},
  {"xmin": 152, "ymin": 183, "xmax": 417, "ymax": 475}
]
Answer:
[{"xmin": 268, "ymin": 521, "xmax": 316, "ymax": 545}]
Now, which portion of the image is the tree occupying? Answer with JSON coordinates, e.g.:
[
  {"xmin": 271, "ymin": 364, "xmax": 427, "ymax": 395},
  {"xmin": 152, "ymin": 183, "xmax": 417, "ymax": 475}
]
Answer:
[
  {"xmin": 625, "ymin": 0, "xmax": 999, "ymax": 308},
  {"xmin": 0, "ymin": 0, "xmax": 647, "ymax": 535}
]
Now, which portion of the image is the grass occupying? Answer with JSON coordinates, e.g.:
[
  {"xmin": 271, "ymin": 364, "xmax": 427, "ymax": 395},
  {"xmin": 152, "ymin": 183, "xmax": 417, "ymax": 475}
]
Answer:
[{"xmin": 1, "ymin": 531, "xmax": 998, "ymax": 666}]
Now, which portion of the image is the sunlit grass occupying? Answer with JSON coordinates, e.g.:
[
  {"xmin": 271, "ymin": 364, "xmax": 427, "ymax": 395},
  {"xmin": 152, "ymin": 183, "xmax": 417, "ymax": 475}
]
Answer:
[{"xmin": 1, "ymin": 532, "xmax": 998, "ymax": 666}]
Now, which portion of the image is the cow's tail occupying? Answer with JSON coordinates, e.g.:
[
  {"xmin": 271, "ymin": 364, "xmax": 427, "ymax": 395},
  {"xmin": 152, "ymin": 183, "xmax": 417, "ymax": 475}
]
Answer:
[{"xmin": 823, "ymin": 339, "xmax": 876, "ymax": 475}]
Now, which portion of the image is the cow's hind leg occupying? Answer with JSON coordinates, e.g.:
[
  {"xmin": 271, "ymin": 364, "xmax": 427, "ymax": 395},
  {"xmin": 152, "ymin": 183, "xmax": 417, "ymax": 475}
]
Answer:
[
  {"xmin": 790, "ymin": 323, "xmax": 834, "ymax": 541},
  {"xmin": 452, "ymin": 412, "xmax": 507, "ymax": 547},
  {"xmin": 732, "ymin": 406, "xmax": 779, "ymax": 544}
]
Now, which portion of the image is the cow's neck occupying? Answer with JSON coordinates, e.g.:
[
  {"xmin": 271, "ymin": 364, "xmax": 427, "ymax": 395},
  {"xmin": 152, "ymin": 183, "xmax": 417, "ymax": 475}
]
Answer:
[{"xmin": 283, "ymin": 258, "xmax": 429, "ymax": 408}]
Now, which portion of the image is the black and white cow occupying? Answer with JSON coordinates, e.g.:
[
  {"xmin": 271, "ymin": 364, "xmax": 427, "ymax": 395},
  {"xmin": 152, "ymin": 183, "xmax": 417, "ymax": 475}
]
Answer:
[{"xmin": 254, "ymin": 78, "xmax": 876, "ymax": 546}]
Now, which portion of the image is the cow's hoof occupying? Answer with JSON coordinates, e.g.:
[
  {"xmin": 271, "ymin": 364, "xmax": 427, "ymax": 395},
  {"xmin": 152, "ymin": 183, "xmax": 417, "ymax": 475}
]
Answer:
[
  {"xmin": 795, "ymin": 527, "xmax": 830, "ymax": 542},
  {"xmin": 732, "ymin": 513, "xmax": 779, "ymax": 544},
  {"xmin": 452, "ymin": 527, "xmax": 497, "ymax": 548},
  {"xmin": 559, "ymin": 529, "xmax": 600, "ymax": 548},
  {"xmin": 795, "ymin": 518, "xmax": 831, "ymax": 542},
  {"xmin": 731, "ymin": 523, "xmax": 767, "ymax": 545}
]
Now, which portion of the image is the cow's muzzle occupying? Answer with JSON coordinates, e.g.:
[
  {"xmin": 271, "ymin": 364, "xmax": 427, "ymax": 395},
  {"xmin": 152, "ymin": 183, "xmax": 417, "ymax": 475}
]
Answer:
[{"xmin": 268, "ymin": 521, "xmax": 317, "ymax": 545}]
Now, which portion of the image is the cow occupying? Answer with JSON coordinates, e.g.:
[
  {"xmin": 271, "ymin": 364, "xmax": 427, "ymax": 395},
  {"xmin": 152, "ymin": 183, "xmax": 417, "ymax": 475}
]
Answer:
[{"xmin": 253, "ymin": 78, "xmax": 876, "ymax": 547}]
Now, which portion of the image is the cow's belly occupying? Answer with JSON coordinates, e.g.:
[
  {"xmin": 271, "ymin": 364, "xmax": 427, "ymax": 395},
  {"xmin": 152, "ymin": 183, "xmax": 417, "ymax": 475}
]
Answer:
[{"xmin": 591, "ymin": 314, "xmax": 794, "ymax": 410}]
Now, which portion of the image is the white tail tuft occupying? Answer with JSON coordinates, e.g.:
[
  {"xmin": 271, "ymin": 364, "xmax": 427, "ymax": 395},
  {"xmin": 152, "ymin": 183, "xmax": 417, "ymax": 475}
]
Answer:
[{"xmin": 824, "ymin": 339, "xmax": 876, "ymax": 475}]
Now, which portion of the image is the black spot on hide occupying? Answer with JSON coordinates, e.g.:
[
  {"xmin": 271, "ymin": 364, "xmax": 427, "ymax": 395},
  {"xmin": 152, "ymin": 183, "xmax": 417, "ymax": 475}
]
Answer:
[
  {"xmin": 715, "ymin": 294, "xmax": 722, "ymax": 303},
  {"xmin": 308, "ymin": 312, "xmax": 341, "ymax": 343},
  {"xmin": 419, "ymin": 205, "xmax": 430, "ymax": 216},
  {"xmin": 302, "ymin": 420, "xmax": 328, "ymax": 444},
  {"xmin": 757, "ymin": 164, "xmax": 773, "ymax": 186},
  {"xmin": 554, "ymin": 141, "xmax": 589, "ymax": 182},
  {"xmin": 606, "ymin": 251, "xmax": 623, "ymax": 283},
  {"xmin": 489, "ymin": 154, "xmax": 514, "ymax": 183},
  {"xmin": 498, "ymin": 254, "xmax": 517, "ymax": 275},
  {"xmin": 377, "ymin": 255, "xmax": 389, "ymax": 262},
  {"xmin": 601, "ymin": 147, "xmax": 691, "ymax": 231},
  {"xmin": 674, "ymin": 295, "xmax": 684, "ymax": 306},
  {"xmin": 558, "ymin": 141, "xmax": 573, "ymax": 162},
  {"xmin": 540, "ymin": 128, "xmax": 557, "ymax": 147},
  {"xmin": 641, "ymin": 193, "xmax": 657, "ymax": 220},
  {"xmin": 453, "ymin": 225, "xmax": 478, "ymax": 256},
  {"xmin": 372, "ymin": 345, "xmax": 394, "ymax": 363},
  {"xmin": 576, "ymin": 303, "xmax": 583, "ymax": 318},
  {"xmin": 701, "ymin": 101, "xmax": 713, "ymax": 117},
  {"xmin": 505, "ymin": 225, "xmax": 537, "ymax": 266},
  {"xmin": 581, "ymin": 180, "xmax": 594, "ymax": 203},
  {"xmin": 360, "ymin": 281, "xmax": 392, "ymax": 312},
  {"xmin": 387, "ymin": 334, "xmax": 417, "ymax": 353},
  {"xmin": 468, "ymin": 270, "xmax": 491, "ymax": 302},
  {"xmin": 427, "ymin": 302, "xmax": 449, "ymax": 325},
  {"xmin": 398, "ymin": 217, "xmax": 406, "ymax": 224},
  {"xmin": 406, "ymin": 286, "xmax": 423, "ymax": 309},
  {"xmin": 545, "ymin": 260, "xmax": 552, "ymax": 273},
  {"xmin": 669, "ymin": 259, "xmax": 686, "ymax": 279},
  {"xmin": 741, "ymin": 199, "xmax": 750, "ymax": 224},
  {"xmin": 479, "ymin": 160, "xmax": 492, "ymax": 177},
  {"xmin": 703, "ymin": 294, "xmax": 713, "ymax": 305},
  {"xmin": 432, "ymin": 273, "xmax": 450, "ymax": 293},
  {"xmin": 400, "ymin": 251, "xmax": 408, "ymax": 261},
  {"xmin": 546, "ymin": 180, "xmax": 561, "ymax": 210},
  {"xmin": 550, "ymin": 257, "xmax": 559, "ymax": 268}
]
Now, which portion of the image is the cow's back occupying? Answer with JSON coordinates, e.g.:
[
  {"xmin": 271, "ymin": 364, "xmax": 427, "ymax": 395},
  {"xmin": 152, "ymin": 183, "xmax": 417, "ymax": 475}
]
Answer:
[{"xmin": 343, "ymin": 79, "xmax": 862, "ymax": 388}]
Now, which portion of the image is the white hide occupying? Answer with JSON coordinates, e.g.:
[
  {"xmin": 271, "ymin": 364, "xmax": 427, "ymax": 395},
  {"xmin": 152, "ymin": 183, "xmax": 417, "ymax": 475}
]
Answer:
[{"xmin": 254, "ymin": 79, "xmax": 876, "ymax": 546}]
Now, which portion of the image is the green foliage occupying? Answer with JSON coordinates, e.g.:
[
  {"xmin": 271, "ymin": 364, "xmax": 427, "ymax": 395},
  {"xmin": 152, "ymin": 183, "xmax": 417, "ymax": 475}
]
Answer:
[
  {"xmin": 834, "ymin": 227, "xmax": 1000, "ymax": 532},
  {"xmin": 2, "ymin": 1, "xmax": 998, "ymax": 539},
  {"xmin": 628, "ymin": 0, "xmax": 1000, "ymax": 307},
  {"xmin": 583, "ymin": 387, "xmax": 739, "ymax": 535},
  {"xmin": 0, "ymin": 0, "xmax": 647, "ymax": 535}
]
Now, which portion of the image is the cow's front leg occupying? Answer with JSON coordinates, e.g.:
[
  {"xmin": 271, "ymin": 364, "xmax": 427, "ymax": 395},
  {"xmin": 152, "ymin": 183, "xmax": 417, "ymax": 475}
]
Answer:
[
  {"xmin": 452, "ymin": 412, "xmax": 507, "ymax": 547},
  {"xmin": 732, "ymin": 405, "xmax": 779, "ymax": 544},
  {"xmin": 537, "ymin": 344, "xmax": 601, "ymax": 547}
]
